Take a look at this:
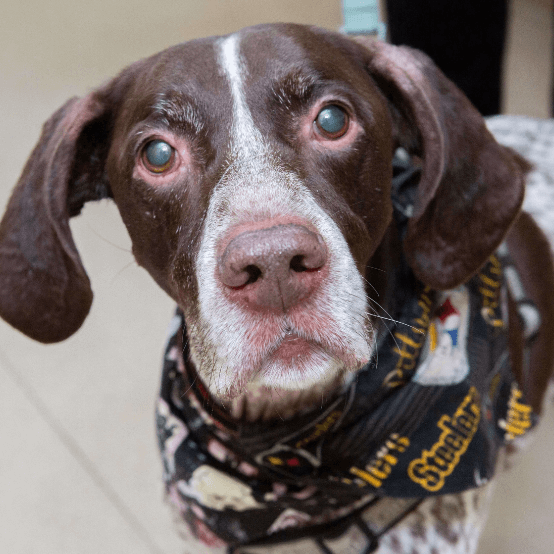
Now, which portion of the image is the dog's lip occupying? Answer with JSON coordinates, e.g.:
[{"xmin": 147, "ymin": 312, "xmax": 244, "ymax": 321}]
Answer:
[
  {"xmin": 259, "ymin": 323, "xmax": 367, "ymax": 372},
  {"xmin": 267, "ymin": 333, "xmax": 318, "ymax": 364}
]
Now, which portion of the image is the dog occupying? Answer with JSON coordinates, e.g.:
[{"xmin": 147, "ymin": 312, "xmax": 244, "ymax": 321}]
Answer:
[{"xmin": 1, "ymin": 24, "xmax": 553, "ymax": 554}]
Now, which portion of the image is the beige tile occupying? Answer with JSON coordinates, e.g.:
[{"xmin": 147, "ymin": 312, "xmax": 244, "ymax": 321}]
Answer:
[
  {"xmin": 0, "ymin": 203, "xmax": 184, "ymax": 552},
  {"xmin": 503, "ymin": 0, "xmax": 553, "ymax": 117},
  {"xmin": 479, "ymin": 401, "xmax": 554, "ymax": 554},
  {"xmin": 0, "ymin": 349, "xmax": 164, "ymax": 554}
]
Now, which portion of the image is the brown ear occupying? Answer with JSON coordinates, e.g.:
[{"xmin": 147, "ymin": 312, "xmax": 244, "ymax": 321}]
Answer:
[
  {"xmin": 0, "ymin": 92, "xmax": 113, "ymax": 343},
  {"xmin": 355, "ymin": 38, "xmax": 527, "ymax": 289}
]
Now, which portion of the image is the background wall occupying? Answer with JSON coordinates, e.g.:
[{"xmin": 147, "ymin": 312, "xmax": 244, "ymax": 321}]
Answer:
[
  {"xmin": 0, "ymin": 1, "xmax": 552, "ymax": 553},
  {"xmin": 503, "ymin": 0, "xmax": 553, "ymax": 117}
]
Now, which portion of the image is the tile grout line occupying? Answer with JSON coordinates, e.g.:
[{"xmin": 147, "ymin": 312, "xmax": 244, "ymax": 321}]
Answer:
[{"xmin": 0, "ymin": 345, "xmax": 166, "ymax": 554}]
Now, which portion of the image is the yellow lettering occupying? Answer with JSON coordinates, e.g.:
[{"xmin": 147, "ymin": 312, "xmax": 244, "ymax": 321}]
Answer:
[
  {"xmin": 384, "ymin": 287, "xmax": 432, "ymax": 389},
  {"xmin": 499, "ymin": 384, "xmax": 533, "ymax": 440},
  {"xmin": 349, "ymin": 434, "xmax": 410, "ymax": 488},
  {"xmin": 393, "ymin": 347, "xmax": 417, "ymax": 360},
  {"xmin": 350, "ymin": 466, "xmax": 382, "ymax": 488},
  {"xmin": 395, "ymin": 333, "xmax": 425, "ymax": 349},
  {"xmin": 408, "ymin": 388, "xmax": 480, "ymax": 492},
  {"xmin": 295, "ymin": 410, "xmax": 342, "ymax": 448},
  {"xmin": 479, "ymin": 274, "xmax": 501, "ymax": 288},
  {"xmin": 479, "ymin": 287, "xmax": 497, "ymax": 299},
  {"xmin": 443, "ymin": 432, "xmax": 466, "ymax": 451}
]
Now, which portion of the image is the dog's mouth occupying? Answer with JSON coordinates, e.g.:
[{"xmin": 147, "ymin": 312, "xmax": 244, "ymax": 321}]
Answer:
[
  {"xmin": 191, "ymin": 223, "xmax": 374, "ymax": 419},
  {"xmin": 255, "ymin": 333, "xmax": 341, "ymax": 386},
  {"xmin": 267, "ymin": 333, "xmax": 317, "ymax": 364},
  {"xmin": 221, "ymin": 332, "xmax": 363, "ymax": 420},
  {"xmin": 213, "ymin": 319, "xmax": 372, "ymax": 411},
  {"xmin": 184, "ymin": 308, "xmax": 375, "ymax": 421}
]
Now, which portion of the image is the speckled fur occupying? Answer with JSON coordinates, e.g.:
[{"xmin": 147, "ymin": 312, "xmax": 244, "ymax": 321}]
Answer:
[
  {"xmin": 487, "ymin": 116, "xmax": 554, "ymax": 243},
  {"xmin": 164, "ymin": 485, "xmax": 494, "ymax": 554},
  {"xmin": 375, "ymin": 488, "xmax": 494, "ymax": 554}
]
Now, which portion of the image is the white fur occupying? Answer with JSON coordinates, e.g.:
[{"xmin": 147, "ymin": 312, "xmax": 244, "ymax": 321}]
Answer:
[
  {"xmin": 376, "ymin": 488, "xmax": 494, "ymax": 554},
  {"xmin": 190, "ymin": 33, "xmax": 372, "ymax": 404},
  {"xmin": 219, "ymin": 33, "xmax": 266, "ymax": 159}
]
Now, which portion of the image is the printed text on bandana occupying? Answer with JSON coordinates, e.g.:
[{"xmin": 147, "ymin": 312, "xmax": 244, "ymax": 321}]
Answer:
[
  {"xmin": 407, "ymin": 387, "xmax": 481, "ymax": 492},
  {"xmin": 349, "ymin": 433, "xmax": 410, "ymax": 488}
]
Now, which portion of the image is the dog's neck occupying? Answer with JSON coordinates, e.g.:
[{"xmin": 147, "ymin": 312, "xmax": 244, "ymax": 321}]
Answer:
[{"xmin": 222, "ymin": 374, "xmax": 353, "ymax": 421}]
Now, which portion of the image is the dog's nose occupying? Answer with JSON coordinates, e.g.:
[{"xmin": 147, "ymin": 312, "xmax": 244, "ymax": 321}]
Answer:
[{"xmin": 217, "ymin": 224, "xmax": 327, "ymax": 311}]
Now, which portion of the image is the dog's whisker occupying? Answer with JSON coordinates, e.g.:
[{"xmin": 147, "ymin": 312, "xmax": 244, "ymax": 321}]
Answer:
[
  {"xmin": 365, "ymin": 265, "xmax": 387, "ymax": 274},
  {"xmin": 367, "ymin": 296, "xmax": 424, "ymax": 333},
  {"xmin": 361, "ymin": 274, "xmax": 381, "ymax": 297},
  {"xmin": 88, "ymin": 226, "xmax": 133, "ymax": 254},
  {"xmin": 110, "ymin": 260, "xmax": 139, "ymax": 284},
  {"xmin": 371, "ymin": 314, "xmax": 424, "ymax": 333},
  {"xmin": 365, "ymin": 309, "xmax": 401, "ymax": 353},
  {"xmin": 180, "ymin": 373, "xmax": 198, "ymax": 398},
  {"xmin": 268, "ymin": 389, "xmax": 286, "ymax": 422}
]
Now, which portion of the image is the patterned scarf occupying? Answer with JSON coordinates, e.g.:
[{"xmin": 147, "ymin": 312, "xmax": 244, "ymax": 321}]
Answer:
[{"xmin": 155, "ymin": 249, "xmax": 536, "ymax": 552}]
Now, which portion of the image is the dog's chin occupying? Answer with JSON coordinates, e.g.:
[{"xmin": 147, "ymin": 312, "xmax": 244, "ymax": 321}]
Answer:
[
  {"xmin": 188, "ymin": 317, "xmax": 374, "ymax": 422},
  {"xmin": 218, "ymin": 344, "xmax": 364, "ymax": 422}
]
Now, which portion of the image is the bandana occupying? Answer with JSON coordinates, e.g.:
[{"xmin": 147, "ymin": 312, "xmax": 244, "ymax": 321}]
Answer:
[{"xmin": 155, "ymin": 158, "xmax": 538, "ymax": 552}]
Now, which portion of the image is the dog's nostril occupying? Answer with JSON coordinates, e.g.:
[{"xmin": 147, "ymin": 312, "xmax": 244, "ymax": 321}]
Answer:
[
  {"xmin": 244, "ymin": 264, "xmax": 262, "ymax": 285},
  {"xmin": 290, "ymin": 255, "xmax": 308, "ymax": 273}
]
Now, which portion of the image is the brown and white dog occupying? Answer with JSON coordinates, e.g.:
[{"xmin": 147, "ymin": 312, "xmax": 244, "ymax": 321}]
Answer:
[{"xmin": 0, "ymin": 24, "xmax": 553, "ymax": 554}]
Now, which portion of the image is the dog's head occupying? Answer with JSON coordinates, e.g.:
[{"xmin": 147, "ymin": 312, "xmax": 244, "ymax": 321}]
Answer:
[{"xmin": 0, "ymin": 24, "xmax": 525, "ymax": 418}]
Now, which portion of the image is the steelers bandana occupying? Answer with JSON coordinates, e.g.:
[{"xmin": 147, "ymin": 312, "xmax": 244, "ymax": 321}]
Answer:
[{"xmin": 155, "ymin": 249, "xmax": 537, "ymax": 551}]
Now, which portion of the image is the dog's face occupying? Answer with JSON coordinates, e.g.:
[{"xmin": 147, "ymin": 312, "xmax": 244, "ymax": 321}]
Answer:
[
  {"xmin": 0, "ymin": 24, "xmax": 526, "ymax": 419},
  {"xmin": 107, "ymin": 27, "xmax": 394, "ymax": 414}
]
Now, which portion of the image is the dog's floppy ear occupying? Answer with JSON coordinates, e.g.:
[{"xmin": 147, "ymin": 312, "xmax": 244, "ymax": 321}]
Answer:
[
  {"xmin": 356, "ymin": 38, "xmax": 527, "ymax": 290},
  {"xmin": 0, "ymin": 90, "xmax": 115, "ymax": 343}
]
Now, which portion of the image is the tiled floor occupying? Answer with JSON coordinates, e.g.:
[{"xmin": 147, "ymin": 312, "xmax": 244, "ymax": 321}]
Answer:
[{"xmin": 0, "ymin": 1, "xmax": 552, "ymax": 553}]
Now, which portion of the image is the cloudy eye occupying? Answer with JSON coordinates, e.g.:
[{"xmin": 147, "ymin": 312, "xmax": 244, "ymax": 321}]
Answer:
[
  {"xmin": 315, "ymin": 105, "xmax": 349, "ymax": 139},
  {"xmin": 141, "ymin": 139, "xmax": 175, "ymax": 173}
]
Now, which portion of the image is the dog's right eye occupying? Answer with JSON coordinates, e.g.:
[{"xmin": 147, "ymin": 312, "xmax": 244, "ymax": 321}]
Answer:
[
  {"xmin": 141, "ymin": 140, "xmax": 176, "ymax": 173},
  {"xmin": 315, "ymin": 105, "xmax": 349, "ymax": 139}
]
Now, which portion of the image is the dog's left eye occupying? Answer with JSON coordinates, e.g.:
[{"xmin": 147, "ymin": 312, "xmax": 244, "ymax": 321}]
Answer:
[
  {"xmin": 141, "ymin": 139, "xmax": 176, "ymax": 173},
  {"xmin": 315, "ymin": 105, "xmax": 349, "ymax": 139}
]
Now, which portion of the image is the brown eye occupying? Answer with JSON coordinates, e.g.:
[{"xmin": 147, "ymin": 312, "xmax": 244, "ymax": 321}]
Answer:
[
  {"xmin": 141, "ymin": 139, "xmax": 175, "ymax": 173},
  {"xmin": 315, "ymin": 105, "xmax": 349, "ymax": 139}
]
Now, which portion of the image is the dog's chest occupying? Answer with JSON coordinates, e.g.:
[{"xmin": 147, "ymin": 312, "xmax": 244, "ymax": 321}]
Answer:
[
  {"xmin": 227, "ymin": 489, "xmax": 491, "ymax": 554},
  {"xmin": 375, "ymin": 489, "xmax": 491, "ymax": 554}
]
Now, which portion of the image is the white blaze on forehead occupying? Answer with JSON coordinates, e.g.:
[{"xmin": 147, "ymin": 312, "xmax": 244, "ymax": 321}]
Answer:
[{"xmin": 218, "ymin": 33, "xmax": 266, "ymax": 158}]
